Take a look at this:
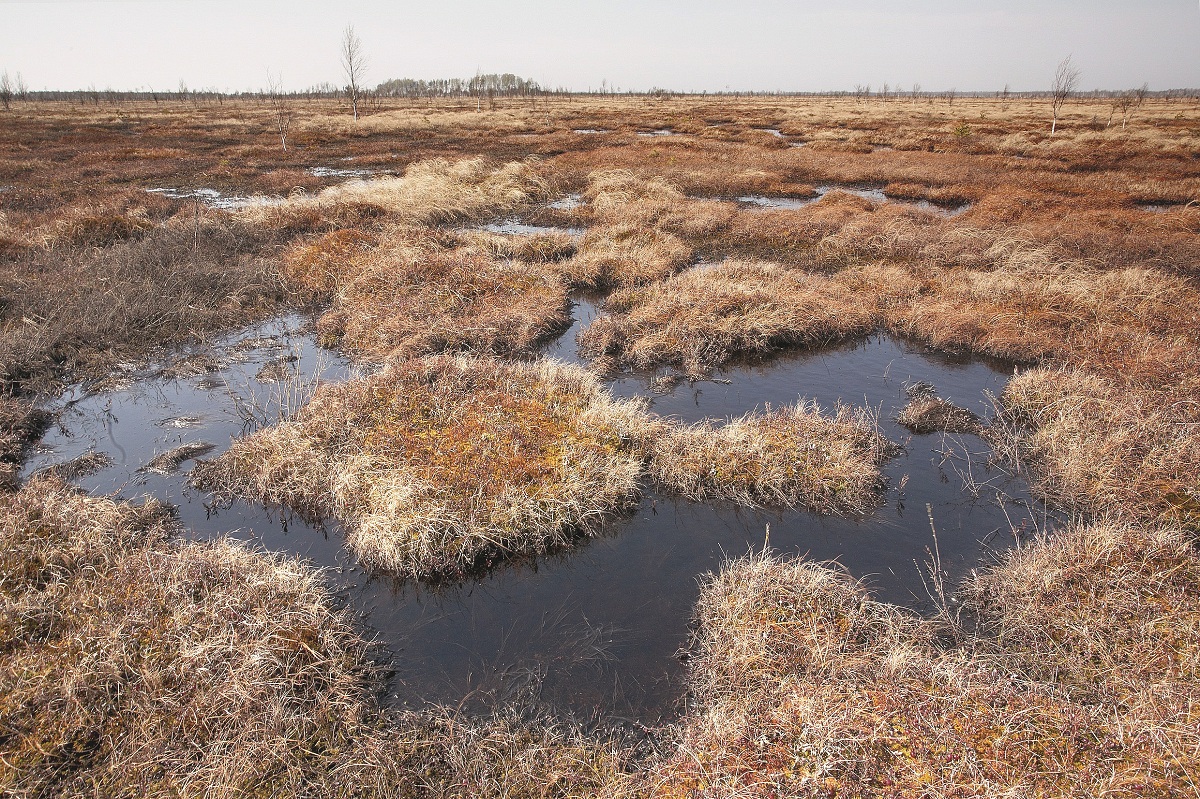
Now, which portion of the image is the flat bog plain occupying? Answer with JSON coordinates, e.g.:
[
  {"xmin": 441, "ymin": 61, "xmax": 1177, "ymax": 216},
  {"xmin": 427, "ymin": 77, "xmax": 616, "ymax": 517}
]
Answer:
[{"xmin": 2, "ymin": 94, "xmax": 1199, "ymax": 797}]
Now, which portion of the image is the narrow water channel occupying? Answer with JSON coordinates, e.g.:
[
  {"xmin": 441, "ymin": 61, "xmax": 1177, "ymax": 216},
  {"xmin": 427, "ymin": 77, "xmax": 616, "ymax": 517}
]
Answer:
[{"xmin": 25, "ymin": 301, "xmax": 1043, "ymax": 723}]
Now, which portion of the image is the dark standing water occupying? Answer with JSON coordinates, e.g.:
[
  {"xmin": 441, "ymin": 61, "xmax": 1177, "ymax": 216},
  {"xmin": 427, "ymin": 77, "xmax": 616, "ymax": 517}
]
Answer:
[{"xmin": 26, "ymin": 300, "xmax": 1041, "ymax": 723}]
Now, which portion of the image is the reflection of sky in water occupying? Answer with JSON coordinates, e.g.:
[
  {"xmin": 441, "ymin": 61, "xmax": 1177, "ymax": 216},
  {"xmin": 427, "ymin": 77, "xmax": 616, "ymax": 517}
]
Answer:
[{"xmin": 27, "ymin": 302, "xmax": 1045, "ymax": 722}]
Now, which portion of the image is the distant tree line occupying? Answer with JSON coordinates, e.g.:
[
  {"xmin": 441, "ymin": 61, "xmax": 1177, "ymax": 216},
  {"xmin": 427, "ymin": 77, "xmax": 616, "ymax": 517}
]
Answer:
[{"xmin": 374, "ymin": 73, "xmax": 555, "ymax": 99}]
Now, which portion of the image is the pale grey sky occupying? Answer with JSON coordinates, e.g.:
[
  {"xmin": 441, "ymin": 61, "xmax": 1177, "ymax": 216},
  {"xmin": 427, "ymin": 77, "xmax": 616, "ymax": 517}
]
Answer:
[{"xmin": 2, "ymin": 0, "xmax": 1198, "ymax": 93}]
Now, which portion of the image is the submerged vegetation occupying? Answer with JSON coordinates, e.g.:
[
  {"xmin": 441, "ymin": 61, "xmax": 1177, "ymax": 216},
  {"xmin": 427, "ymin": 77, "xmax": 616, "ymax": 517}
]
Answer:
[{"xmin": 2, "ymin": 92, "xmax": 1199, "ymax": 795}]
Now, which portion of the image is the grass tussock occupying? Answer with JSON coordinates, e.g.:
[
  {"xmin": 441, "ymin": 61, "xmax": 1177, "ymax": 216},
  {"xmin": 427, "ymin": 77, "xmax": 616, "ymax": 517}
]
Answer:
[
  {"xmin": 192, "ymin": 355, "xmax": 652, "ymax": 577},
  {"xmin": 995, "ymin": 367, "xmax": 1200, "ymax": 526},
  {"xmin": 0, "ymin": 477, "xmax": 371, "ymax": 797},
  {"xmin": 314, "ymin": 245, "xmax": 570, "ymax": 361},
  {"xmin": 0, "ymin": 218, "xmax": 286, "ymax": 393},
  {"xmin": 650, "ymin": 549, "xmax": 1198, "ymax": 798},
  {"xmin": 335, "ymin": 708, "xmax": 636, "ymax": 799},
  {"xmin": 964, "ymin": 522, "xmax": 1200, "ymax": 702},
  {"xmin": 246, "ymin": 157, "xmax": 553, "ymax": 231},
  {"xmin": 455, "ymin": 228, "xmax": 579, "ymax": 262},
  {"xmin": 896, "ymin": 383, "xmax": 984, "ymax": 435},
  {"xmin": 579, "ymin": 260, "xmax": 875, "ymax": 376},
  {"xmin": 647, "ymin": 402, "xmax": 892, "ymax": 514},
  {"xmin": 560, "ymin": 222, "xmax": 693, "ymax": 289},
  {"xmin": 0, "ymin": 477, "xmax": 638, "ymax": 798}
]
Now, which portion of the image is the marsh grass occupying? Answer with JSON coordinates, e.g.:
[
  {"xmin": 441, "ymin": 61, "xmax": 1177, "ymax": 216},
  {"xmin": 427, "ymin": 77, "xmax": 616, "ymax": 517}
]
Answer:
[
  {"xmin": 0, "ymin": 477, "xmax": 639, "ymax": 798},
  {"xmin": 192, "ymin": 355, "xmax": 653, "ymax": 578},
  {"xmin": 245, "ymin": 157, "xmax": 554, "ymax": 232},
  {"xmin": 994, "ymin": 368, "xmax": 1200, "ymax": 527},
  {"xmin": 313, "ymin": 246, "xmax": 571, "ymax": 361},
  {"xmin": 192, "ymin": 353, "xmax": 893, "ymax": 576},
  {"xmin": 896, "ymin": 385, "xmax": 984, "ymax": 435},
  {"xmin": 579, "ymin": 260, "xmax": 875, "ymax": 376},
  {"xmin": 0, "ymin": 477, "xmax": 371, "ymax": 797},
  {"xmin": 648, "ymin": 402, "xmax": 892, "ymax": 514},
  {"xmin": 652, "ymin": 548, "xmax": 1199, "ymax": 798},
  {"xmin": 0, "ymin": 218, "xmax": 287, "ymax": 393},
  {"xmin": 6, "ymin": 95, "xmax": 1200, "ymax": 796}
]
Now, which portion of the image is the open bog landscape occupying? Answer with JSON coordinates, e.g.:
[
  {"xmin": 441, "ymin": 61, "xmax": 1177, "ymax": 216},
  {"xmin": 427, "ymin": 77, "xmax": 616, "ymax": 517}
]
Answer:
[{"xmin": 2, "ymin": 35, "xmax": 1200, "ymax": 798}]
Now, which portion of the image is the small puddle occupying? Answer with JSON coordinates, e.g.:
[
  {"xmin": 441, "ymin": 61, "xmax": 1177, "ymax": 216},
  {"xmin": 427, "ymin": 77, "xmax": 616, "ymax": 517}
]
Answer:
[
  {"xmin": 146, "ymin": 187, "xmax": 284, "ymax": 211},
  {"xmin": 1139, "ymin": 202, "xmax": 1193, "ymax": 213},
  {"xmin": 756, "ymin": 128, "xmax": 786, "ymax": 139},
  {"xmin": 309, "ymin": 166, "xmax": 382, "ymax": 179},
  {"xmin": 548, "ymin": 193, "xmax": 584, "ymax": 211},
  {"xmin": 29, "ymin": 305, "xmax": 1041, "ymax": 722},
  {"xmin": 573, "ymin": 128, "xmax": 608, "ymax": 135},
  {"xmin": 738, "ymin": 185, "xmax": 971, "ymax": 216},
  {"xmin": 637, "ymin": 128, "xmax": 679, "ymax": 137},
  {"xmin": 478, "ymin": 219, "xmax": 585, "ymax": 236}
]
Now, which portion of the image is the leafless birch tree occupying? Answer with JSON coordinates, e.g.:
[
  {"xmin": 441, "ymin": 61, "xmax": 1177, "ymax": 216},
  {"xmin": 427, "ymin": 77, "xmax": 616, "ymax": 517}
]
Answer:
[
  {"xmin": 266, "ymin": 71, "xmax": 293, "ymax": 151},
  {"xmin": 1051, "ymin": 55, "xmax": 1080, "ymax": 135},
  {"xmin": 341, "ymin": 25, "xmax": 368, "ymax": 121}
]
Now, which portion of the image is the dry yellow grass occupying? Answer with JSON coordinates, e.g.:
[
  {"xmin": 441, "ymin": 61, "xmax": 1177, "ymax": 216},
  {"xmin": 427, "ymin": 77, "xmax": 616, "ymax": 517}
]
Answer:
[
  {"xmin": 579, "ymin": 260, "xmax": 876, "ymax": 376},
  {"xmin": 994, "ymin": 367, "xmax": 1200, "ymax": 527},
  {"xmin": 647, "ymin": 402, "xmax": 891, "ymax": 513},
  {"xmin": 245, "ymin": 157, "xmax": 554, "ymax": 232},
  {"xmin": 192, "ymin": 355, "xmax": 652, "ymax": 577},
  {"xmin": 6, "ymin": 94, "xmax": 1200, "ymax": 796},
  {"xmin": 0, "ymin": 477, "xmax": 370, "ymax": 797},
  {"xmin": 0, "ymin": 478, "xmax": 639, "ymax": 798},
  {"xmin": 314, "ymin": 244, "xmax": 571, "ymax": 360},
  {"xmin": 647, "ymin": 548, "xmax": 1199, "ymax": 798},
  {"xmin": 192, "ymin": 352, "xmax": 892, "ymax": 576}
]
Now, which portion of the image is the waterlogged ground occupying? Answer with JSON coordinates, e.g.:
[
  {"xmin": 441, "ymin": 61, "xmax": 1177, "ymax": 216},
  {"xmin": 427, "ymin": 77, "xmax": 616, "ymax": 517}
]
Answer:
[{"xmin": 26, "ymin": 301, "xmax": 1041, "ymax": 722}]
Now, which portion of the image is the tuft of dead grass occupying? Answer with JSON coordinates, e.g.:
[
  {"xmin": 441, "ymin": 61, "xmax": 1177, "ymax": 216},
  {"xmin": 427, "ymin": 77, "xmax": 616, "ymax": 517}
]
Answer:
[
  {"xmin": 1, "ymin": 477, "xmax": 640, "ymax": 798},
  {"xmin": 579, "ymin": 260, "xmax": 876, "ymax": 376},
  {"xmin": 560, "ymin": 222, "xmax": 693, "ymax": 289},
  {"xmin": 896, "ymin": 384, "xmax": 984, "ymax": 435},
  {"xmin": 245, "ymin": 157, "xmax": 554, "ymax": 231},
  {"xmin": 995, "ymin": 367, "xmax": 1200, "ymax": 526},
  {"xmin": 0, "ymin": 477, "xmax": 371, "ymax": 797},
  {"xmin": 192, "ymin": 355, "xmax": 653, "ymax": 578},
  {"xmin": 649, "ymin": 548, "xmax": 1199, "ymax": 798},
  {"xmin": 647, "ymin": 402, "xmax": 892, "ymax": 514}
]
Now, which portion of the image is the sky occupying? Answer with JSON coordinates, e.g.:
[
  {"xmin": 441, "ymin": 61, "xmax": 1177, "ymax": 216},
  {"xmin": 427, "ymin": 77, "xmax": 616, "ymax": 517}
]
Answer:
[{"xmin": 1, "ymin": 0, "xmax": 1198, "ymax": 94}]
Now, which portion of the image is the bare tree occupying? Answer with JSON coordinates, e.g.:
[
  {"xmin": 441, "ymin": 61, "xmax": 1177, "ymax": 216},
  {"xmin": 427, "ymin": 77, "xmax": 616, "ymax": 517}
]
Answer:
[
  {"xmin": 944, "ymin": 87, "xmax": 957, "ymax": 106},
  {"xmin": 911, "ymin": 83, "xmax": 921, "ymax": 104},
  {"xmin": 266, "ymin": 71, "xmax": 293, "ymax": 151},
  {"xmin": 0, "ymin": 72, "xmax": 11, "ymax": 110},
  {"xmin": 15, "ymin": 72, "xmax": 27, "ymax": 103},
  {"xmin": 341, "ymin": 25, "xmax": 368, "ymax": 121},
  {"xmin": 1050, "ymin": 55, "xmax": 1080, "ymax": 135},
  {"xmin": 1110, "ymin": 82, "xmax": 1148, "ymax": 131}
]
